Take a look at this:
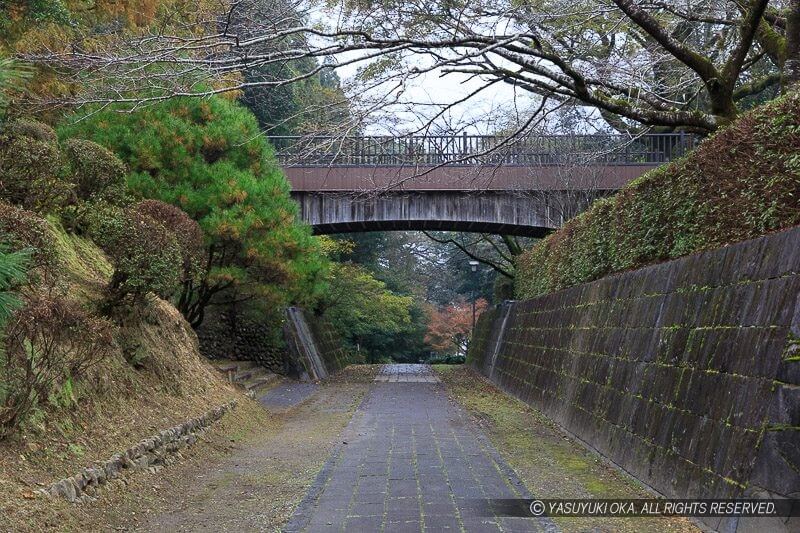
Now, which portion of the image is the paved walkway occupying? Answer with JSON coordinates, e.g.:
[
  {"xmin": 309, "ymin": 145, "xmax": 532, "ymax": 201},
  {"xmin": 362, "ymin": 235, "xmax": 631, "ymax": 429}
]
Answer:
[
  {"xmin": 373, "ymin": 364, "xmax": 440, "ymax": 383},
  {"xmin": 285, "ymin": 364, "xmax": 556, "ymax": 532}
]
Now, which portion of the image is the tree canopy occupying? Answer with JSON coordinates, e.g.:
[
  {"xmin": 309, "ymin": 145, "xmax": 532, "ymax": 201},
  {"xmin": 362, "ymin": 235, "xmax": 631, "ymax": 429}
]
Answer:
[
  {"xmin": 315, "ymin": 260, "xmax": 415, "ymax": 362},
  {"xmin": 59, "ymin": 96, "xmax": 328, "ymax": 326},
  {"xmin": 425, "ymin": 297, "xmax": 489, "ymax": 357},
  {"xmin": 17, "ymin": 0, "xmax": 800, "ymax": 136}
]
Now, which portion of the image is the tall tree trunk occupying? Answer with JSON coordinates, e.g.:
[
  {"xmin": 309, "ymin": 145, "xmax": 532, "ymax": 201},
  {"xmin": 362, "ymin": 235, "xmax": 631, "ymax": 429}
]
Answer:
[{"xmin": 786, "ymin": 0, "xmax": 800, "ymax": 89}]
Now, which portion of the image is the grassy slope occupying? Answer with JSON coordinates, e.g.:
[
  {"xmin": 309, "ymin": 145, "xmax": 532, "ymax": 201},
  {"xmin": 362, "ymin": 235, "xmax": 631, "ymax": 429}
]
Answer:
[{"xmin": 0, "ymin": 221, "xmax": 256, "ymax": 531}]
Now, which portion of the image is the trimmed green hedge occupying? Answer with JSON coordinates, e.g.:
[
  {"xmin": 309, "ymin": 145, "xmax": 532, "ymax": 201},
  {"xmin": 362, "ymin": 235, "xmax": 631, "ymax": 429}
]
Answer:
[{"xmin": 516, "ymin": 91, "xmax": 800, "ymax": 299}]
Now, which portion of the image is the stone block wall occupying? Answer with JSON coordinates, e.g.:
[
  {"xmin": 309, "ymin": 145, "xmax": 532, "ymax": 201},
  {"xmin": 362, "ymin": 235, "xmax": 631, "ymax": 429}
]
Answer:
[
  {"xmin": 306, "ymin": 316, "xmax": 350, "ymax": 375},
  {"xmin": 197, "ymin": 303, "xmax": 349, "ymax": 380},
  {"xmin": 196, "ymin": 305, "xmax": 289, "ymax": 374},
  {"xmin": 470, "ymin": 226, "xmax": 800, "ymax": 529}
]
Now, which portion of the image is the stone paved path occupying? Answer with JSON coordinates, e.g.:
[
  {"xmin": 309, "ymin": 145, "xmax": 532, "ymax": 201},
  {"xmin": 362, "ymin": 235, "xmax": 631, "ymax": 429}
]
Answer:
[
  {"xmin": 285, "ymin": 364, "xmax": 557, "ymax": 532},
  {"xmin": 373, "ymin": 364, "xmax": 440, "ymax": 383}
]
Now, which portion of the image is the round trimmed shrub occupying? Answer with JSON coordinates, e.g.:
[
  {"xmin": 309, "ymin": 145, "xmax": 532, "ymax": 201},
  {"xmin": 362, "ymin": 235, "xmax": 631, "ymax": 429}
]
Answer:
[
  {"xmin": 1, "ymin": 294, "xmax": 114, "ymax": 437},
  {"xmin": 0, "ymin": 201, "xmax": 57, "ymax": 274},
  {"xmin": 7, "ymin": 119, "xmax": 58, "ymax": 144},
  {"xmin": 63, "ymin": 138, "xmax": 127, "ymax": 204},
  {"xmin": 133, "ymin": 199, "xmax": 206, "ymax": 282},
  {"xmin": 0, "ymin": 120, "xmax": 69, "ymax": 212},
  {"xmin": 87, "ymin": 205, "xmax": 183, "ymax": 304}
]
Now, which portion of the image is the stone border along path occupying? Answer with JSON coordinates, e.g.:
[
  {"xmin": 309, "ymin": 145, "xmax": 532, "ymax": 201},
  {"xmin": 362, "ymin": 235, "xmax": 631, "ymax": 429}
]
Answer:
[
  {"xmin": 285, "ymin": 364, "xmax": 558, "ymax": 532},
  {"xmin": 39, "ymin": 400, "xmax": 237, "ymax": 503}
]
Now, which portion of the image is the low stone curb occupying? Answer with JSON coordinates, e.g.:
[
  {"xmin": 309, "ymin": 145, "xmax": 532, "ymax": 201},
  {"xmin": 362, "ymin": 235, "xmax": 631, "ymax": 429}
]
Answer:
[{"xmin": 38, "ymin": 400, "xmax": 237, "ymax": 503}]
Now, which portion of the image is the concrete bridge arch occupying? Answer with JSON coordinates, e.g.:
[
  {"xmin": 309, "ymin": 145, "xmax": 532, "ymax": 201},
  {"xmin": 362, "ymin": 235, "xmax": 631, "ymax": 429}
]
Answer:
[
  {"xmin": 276, "ymin": 133, "xmax": 694, "ymax": 235},
  {"xmin": 291, "ymin": 189, "xmax": 599, "ymax": 237}
]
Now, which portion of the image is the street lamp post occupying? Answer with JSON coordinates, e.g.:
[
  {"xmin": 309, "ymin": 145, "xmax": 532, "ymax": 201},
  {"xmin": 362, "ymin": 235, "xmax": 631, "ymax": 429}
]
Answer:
[{"xmin": 468, "ymin": 261, "xmax": 479, "ymax": 334}]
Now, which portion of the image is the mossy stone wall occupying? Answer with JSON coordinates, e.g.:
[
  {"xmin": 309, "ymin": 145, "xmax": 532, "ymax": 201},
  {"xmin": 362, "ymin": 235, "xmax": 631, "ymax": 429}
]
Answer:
[
  {"xmin": 472, "ymin": 226, "xmax": 800, "ymax": 531},
  {"xmin": 305, "ymin": 315, "xmax": 350, "ymax": 374}
]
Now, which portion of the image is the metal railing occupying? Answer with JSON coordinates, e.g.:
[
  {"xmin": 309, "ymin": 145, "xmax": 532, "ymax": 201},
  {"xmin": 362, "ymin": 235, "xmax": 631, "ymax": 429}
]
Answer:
[{"xmin": 269, "ymin": 133, "xmax": 696, "ymax": 167}]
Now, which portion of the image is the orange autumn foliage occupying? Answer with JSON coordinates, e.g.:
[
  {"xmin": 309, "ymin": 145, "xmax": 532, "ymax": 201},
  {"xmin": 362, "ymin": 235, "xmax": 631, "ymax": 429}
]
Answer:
[{"xmin": 424, "ymin": 298, "xmax": 488, "ymax": 356}]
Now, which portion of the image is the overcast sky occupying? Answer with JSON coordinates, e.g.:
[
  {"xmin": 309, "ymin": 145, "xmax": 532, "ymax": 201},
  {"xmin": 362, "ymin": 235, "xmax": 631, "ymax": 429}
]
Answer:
[{"xmin": 332, "ymin": 55, "xmax": 535, "ymax": 135}]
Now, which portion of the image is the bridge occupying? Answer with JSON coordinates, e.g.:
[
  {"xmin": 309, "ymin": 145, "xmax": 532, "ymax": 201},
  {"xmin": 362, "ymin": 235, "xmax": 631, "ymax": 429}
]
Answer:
[{"xmin": 273, "ymin": 133, "xmax": 695, "ymax": 236}]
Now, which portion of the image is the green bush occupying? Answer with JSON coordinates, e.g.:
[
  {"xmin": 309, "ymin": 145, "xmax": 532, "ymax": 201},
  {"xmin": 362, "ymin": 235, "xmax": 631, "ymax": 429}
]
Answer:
[
  {"xmin": 493, "ymin": 275, "xmax": 515, "ymax": 301},
  {"xmin": 1, "ymin": 294, "xmax": 114, "ymax": 438},
  {"xmin": 87, "ymin": 205, "xmax": 183, "ymax": 305},
  {"xmin": 425, "ymin": 354, "xmax": 465, "ymax": 365},
  {"xmin": 516, "ymin": 91, "xmax": 800, "ymax": 299},
  {"xmin": 0, "ymin": 201, "xmax": 57, "ymax": 275},
  {"xmin": 62, "ymin": 138, "xmax": 127, "ymax": 204},
  {"xmin": 7, "ymin": 118, "xmax": 58, "ymax": 144},
  {"xmin": 0, "ymin": 119, "xmax": 70, "ymax": 212},
  {"xmin": 59, "ymin": 96, "xmax": 327, "ymax": 327},
  {"xmin": 133, "ymin": 199, "xmax": 205, "ymax": 284}
]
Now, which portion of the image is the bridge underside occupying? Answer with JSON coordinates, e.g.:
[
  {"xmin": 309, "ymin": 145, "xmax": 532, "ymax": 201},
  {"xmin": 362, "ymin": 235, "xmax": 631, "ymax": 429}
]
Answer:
[
  {"xmin": 304, "ymin": 219, "xmax": 553, "ymax": 237},
  {"xmin": 291, "ymin": 190, "xmax": 609, "ymax": 237}
]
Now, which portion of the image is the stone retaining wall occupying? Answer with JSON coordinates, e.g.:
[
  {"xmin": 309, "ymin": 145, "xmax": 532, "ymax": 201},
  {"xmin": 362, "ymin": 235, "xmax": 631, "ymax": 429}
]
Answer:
[
  {"xmin": 306, "ymin": 317, "xmax": 350, "ymax": 375},
  {"xmin": 197, "ymin": 303, "xmax": 349, "ymax": 381},
  {"xmin": 196, "ymin": 306, "xmax": 288, "ymax": 374},
  {"xmin": 40, "ymin": 400, "xmax": 237, "ymax": 503},
  {"xmin": 469, "ymin": 226, "xmax": 800, "ymax": 531}
]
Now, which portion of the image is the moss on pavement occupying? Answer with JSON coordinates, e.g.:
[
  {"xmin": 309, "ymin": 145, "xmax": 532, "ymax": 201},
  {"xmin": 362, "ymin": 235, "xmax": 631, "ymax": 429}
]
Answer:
[{"xmin": 434, "ymin": 364, "xmax": 698, "ymax": 533}]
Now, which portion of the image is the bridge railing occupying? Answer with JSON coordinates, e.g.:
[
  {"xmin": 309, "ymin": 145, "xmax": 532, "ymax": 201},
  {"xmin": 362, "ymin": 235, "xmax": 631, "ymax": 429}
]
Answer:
[{"xmin": 269, "ymin": 133, "xmax": 695, "ymax": 167}]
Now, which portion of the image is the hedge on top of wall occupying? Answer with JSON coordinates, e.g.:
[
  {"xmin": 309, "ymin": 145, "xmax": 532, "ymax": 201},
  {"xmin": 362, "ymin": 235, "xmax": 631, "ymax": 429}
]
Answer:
[{"xmin": 516, "ymin": 90, "xmax": 800, "ymax": 299}]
